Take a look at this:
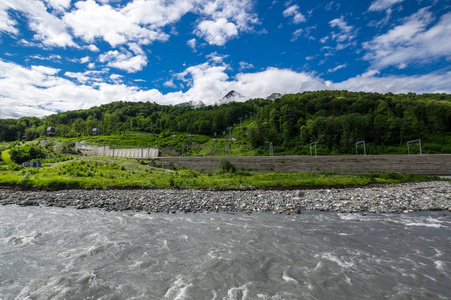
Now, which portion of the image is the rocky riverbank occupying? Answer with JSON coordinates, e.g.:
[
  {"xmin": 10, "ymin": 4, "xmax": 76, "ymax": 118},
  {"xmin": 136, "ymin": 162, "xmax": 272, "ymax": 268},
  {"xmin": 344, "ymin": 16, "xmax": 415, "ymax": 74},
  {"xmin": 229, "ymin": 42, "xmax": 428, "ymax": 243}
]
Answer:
[{"xmin": 0, "ymin": 181, "xmax": 450, "ymax": 214}]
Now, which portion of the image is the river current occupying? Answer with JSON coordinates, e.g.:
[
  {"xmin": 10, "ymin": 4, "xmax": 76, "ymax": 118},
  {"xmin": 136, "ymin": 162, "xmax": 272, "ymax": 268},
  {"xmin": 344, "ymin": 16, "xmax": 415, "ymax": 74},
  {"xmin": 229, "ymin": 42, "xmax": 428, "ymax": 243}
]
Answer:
[{"xmin": 1, "ymin": 205, "xmax": 450, "ymax": 299}]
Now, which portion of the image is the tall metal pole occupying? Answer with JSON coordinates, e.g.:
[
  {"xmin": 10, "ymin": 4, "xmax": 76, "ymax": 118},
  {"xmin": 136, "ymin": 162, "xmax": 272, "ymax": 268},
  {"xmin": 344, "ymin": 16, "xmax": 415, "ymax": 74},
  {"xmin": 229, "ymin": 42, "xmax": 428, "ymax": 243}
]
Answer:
[
  {"xmin": 227, "ymin": 126, "xmax": 232, "ymax": 139},
  {"xmin": 355, "ymin": 141, "xmax": 366, "ymax": 155},
  {"xmin": 310, "ymin": 142, "xmax": 317, "ymax": 156}
]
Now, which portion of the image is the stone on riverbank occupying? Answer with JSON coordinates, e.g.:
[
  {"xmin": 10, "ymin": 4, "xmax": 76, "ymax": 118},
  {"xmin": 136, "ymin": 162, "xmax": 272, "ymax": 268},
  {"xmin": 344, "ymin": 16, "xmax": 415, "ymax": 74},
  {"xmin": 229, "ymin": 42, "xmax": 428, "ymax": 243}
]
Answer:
[{"xmin": 0, "ymin": 181, "xmax": 449, "ymax": 214}]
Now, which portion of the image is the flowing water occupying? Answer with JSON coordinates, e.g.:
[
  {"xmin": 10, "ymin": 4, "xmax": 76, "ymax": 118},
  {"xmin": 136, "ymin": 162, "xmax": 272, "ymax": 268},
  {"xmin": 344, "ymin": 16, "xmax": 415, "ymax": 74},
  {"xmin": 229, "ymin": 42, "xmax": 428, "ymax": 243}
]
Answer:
[{"xmin": 1, "ymin": 205, "xmax": 450, "ymax": 299}]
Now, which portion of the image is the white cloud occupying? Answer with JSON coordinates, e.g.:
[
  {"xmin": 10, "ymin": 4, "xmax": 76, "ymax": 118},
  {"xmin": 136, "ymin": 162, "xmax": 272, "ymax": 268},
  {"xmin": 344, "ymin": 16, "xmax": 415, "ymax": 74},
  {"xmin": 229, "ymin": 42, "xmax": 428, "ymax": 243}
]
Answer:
[
  {"xmin": 87, "ymin": 44, "xmax": 100, "ymax": 52},
  {"xmin": 363, "ymin": 9, "xmax": 451, "ymax": 69},
  {"xmin": 80, "ymin": 56, "xmax": 91, "ymax": 64},
  {"xmin": 64, "ymin": 71, "xmax": 91, "ymax": 84},
  {"xmin": 122, "ymin": 0, "xmax": 193, "ymax": 28},
  {"xmin": 239, "ymin": 61, "xmax": 254, "ymax": 71},
  {"xmin": 29, "ymin": 54, "xmax": 62, "ymax": 61},
  {"xmin": 206, "ymin": 52, "xmax": 228, "ymax": 63},
  {"xmin": 65, "ymin": 70, "xmax": 106, "ymax": 84},
  {"xmin": 291, "ymin": 28, "xmax": 303, "ymax": 42},
  {"xmin": 283, "ymin": 5, "xmax": 306, "ymax": 24},
  {"xmin": 327, "ymin": 64, "xmax": 347, "ymax": 73},
  {"xmin": 194, "ymin": 0, "xmax": 258, "ymax": 45},
  {"xmin": 187, "ymin": 38, "xmax": 197, "ymax": 51},
  {"xmin": 325, "ymin": 1, "xmax": 340, "ymax": 11},
  {"xmin": 62, "ymin": 0, "xmax": 257, "ymax": 48},
  {"xmin": 44, "ymin": 0, "xmax": 71, "ymax": 12},
  {"xmin": 64, "ymin": 0, "xmax": 169, "ymax": 47},
  {"xmin": 2, "ymin": 0, "xmax": 75, "ymax": 47},
  {"xmin": 196, "ymin": 18, "xmax": 238, "ymax": 46},
  {"xmin": 2, "ymin": 0, "xmax": 259, "ymax": 56},
  {"xmin": 110, "ymin": 74, "xmax": 123, "ymax": 83},
  {"xmin": 0, "ymin": 2, "xmax": 18, "ymax": 34},
  {"xmin": 233, "ymin": 68, "xmax": 326, "ymax": 99},
  {"xmin": 328, "ymin": 16, "xmax": 357, "ymax": 49},
  {"xmin": 333, "ymin": 70, "xmax": 451, "ymax": 94},
  {"xmin": 368, "ymin": 0, "xmax": 404, "ymax": 12},
  {"xmin": 163, "ymin": 79, "xmax": 177, "ymax": 88},
  {"xmin": 196, "ymin": 0, "xmax": 258, "ymax": 31},
  {"xmin": 99, "ymin": 49, "xmax": 148, "ymax": 73}
]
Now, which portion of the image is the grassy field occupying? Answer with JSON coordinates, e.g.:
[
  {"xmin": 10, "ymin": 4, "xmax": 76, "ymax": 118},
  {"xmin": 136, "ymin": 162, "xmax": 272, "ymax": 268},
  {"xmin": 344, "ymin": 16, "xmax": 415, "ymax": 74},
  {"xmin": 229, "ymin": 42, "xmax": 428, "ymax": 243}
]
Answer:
[{"xmin": 0, "ymin": 154, "xmax": 442, "ymax": 190}]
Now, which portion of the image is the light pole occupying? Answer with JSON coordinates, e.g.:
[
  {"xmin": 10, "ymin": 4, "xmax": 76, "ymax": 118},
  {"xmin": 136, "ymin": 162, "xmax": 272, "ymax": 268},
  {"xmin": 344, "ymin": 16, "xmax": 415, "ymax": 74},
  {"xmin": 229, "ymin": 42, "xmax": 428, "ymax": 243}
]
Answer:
[
  {"xmin": 310, "ymin": 141, "xmax": 317, "ymax": 156},
  {"xmin": 227, "ymin": 126, "xmax": 233, "ymax": 139},
  {"xmin": 238, "ymin": 117, "xmax": 243, "ymax": 128},
  {"xmin": 355, "ymin": 141, "xmax": 366, "ymax": 155}
]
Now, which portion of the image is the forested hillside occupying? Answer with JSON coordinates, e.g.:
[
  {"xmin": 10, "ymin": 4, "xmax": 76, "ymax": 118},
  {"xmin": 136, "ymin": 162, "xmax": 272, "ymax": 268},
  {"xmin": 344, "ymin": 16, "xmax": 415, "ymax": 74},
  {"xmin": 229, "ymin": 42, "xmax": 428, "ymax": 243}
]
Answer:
[
  {"xmin": 252, "ymin": 91, "xmax": 451, "ymax": 154},
  {"xmin": 0, "ymin": 98, "xmax": 269, "ymax": 141},
  {"xmin": 1, "ymin": 91, "xmax": 450, "ymax": 155}
]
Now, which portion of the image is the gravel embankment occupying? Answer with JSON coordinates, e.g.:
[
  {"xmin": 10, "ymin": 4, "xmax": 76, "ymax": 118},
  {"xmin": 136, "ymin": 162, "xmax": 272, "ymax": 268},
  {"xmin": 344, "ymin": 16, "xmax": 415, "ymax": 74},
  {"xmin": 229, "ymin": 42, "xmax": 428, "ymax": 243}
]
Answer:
[{"xmin": 1, "ymin": 181, "xmax": 450, "ymax": 214}]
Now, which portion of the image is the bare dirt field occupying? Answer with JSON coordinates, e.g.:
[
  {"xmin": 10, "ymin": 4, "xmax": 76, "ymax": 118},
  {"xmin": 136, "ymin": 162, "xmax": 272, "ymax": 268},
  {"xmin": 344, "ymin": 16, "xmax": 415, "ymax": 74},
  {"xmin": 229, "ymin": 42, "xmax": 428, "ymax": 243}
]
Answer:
[{"xmin": 159, "ymin": 154, "xmax": 451, "ymax": 175}]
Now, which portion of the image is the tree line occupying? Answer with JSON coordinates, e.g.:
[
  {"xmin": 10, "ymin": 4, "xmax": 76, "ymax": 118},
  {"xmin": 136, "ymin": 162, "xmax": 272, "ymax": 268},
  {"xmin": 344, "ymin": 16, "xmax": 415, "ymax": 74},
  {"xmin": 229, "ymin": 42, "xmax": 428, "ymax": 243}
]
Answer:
[
  {"xmin": 1, "ymin": 91, "xmax": 450, "ymax": 154},
  {"xmin": 0, "ymin": 99, "xmax": 269, "ymax": 141}
]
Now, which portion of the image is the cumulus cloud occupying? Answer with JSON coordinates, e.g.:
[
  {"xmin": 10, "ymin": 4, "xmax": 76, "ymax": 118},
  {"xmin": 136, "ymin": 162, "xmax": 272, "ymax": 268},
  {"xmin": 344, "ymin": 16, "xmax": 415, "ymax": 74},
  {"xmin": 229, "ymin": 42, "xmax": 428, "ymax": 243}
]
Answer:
[
  {"xmin": 196, "ymin": 0, "xmax": 258, "ymax": 30},
  {"xmin": 0, "ymin": 58, "xmax": 163, "ymax": 118},
  {"xmin": 2, "ymin": 0, "xmax": 259, "ymax": 58},
  {"xmin": 87, "ymin": 44, "xmax": 100, "ymax": 52},
  {"xmin": 98, "ymin": 49, "xmax": 148, "ymax": 73},
  {"xmin": 196, "ymin": 18, "xmax": 238, "ymax": 46},
  {"xmin": 80, "ymin": 56, "xmax": 91, "ymax": 64},
  {"xmin": 363, "ymin": 8, "xmax": 451, "ymax": 69},
  {"xmin": 122, "ymin": 0, "xmax": 193, "ymax": 27},
  {"xmin": 283, "ymin": 5, "xmax": 306, "ymax": 24},
  {"xmin": 187, "ymin": 38, "xmax": 197, "ymax": 51},
  {"xmin": 163, "ymin": 79, "xmax": 177, "ymax": 88},
  {"xmin": 63, "ymin": 0, "xmax": 169, "ymax": 47},
  {"xmin": 194, "ymin": 0, "xmax": 258, "ymax": 45}
]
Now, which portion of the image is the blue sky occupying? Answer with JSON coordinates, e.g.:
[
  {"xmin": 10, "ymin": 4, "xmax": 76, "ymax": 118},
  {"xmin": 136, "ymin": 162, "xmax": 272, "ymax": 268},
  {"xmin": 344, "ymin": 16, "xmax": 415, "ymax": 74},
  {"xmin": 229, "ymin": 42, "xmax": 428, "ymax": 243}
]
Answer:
[{"xmin": 0, "ymin": 0, "xmax": 450, "ymax": 118}]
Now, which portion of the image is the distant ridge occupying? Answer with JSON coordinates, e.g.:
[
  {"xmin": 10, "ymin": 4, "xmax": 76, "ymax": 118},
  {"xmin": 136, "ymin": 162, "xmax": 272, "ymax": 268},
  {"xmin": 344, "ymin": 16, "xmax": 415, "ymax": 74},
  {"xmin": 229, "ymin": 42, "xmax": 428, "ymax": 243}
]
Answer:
[{"xmin": 175, "ymin": 100, "xmax": 205, "ymax": 108}]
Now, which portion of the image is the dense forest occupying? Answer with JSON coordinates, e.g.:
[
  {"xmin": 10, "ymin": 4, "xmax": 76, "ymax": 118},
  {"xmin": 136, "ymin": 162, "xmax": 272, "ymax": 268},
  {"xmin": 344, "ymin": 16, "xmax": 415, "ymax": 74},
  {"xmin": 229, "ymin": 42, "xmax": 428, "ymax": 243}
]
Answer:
[
  {"xmin": 1, "ymin": 91, "xmax": 450, "ymax": 154},
  {"xmin": 0, "ymin": 98, "xmax": 269, "ymax": 141}
]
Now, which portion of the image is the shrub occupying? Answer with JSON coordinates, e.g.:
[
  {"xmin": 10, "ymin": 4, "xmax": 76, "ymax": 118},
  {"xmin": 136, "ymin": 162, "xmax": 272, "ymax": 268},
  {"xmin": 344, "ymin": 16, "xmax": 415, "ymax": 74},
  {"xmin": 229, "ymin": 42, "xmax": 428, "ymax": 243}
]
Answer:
[
  {"xmin": 216, "ymin": 158, "xmax": 236, "ymax": 174},
  {"xmin": 9, "ymin": 144, "xmax": 46, "ymax": 164}
]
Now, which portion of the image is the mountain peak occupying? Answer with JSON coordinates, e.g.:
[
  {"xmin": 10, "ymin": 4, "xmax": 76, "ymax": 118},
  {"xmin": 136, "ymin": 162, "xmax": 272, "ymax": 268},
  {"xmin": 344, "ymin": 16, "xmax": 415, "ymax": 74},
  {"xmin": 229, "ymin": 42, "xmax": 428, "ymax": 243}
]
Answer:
[
  {"xmin": 266, "ymin": 93, "xmax": 282, "ymax": 100},
  {"xmin": 219, "ymin": 90, "xmax": 245, "ymax": 104}
]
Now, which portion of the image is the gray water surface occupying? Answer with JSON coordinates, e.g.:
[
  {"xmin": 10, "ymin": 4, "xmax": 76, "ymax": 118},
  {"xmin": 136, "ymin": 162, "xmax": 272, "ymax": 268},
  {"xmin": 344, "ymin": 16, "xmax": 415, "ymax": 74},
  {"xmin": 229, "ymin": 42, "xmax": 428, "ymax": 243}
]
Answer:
[{"xmin": 1, "ymin": 206, "xmax": 450, "ymax": 299}]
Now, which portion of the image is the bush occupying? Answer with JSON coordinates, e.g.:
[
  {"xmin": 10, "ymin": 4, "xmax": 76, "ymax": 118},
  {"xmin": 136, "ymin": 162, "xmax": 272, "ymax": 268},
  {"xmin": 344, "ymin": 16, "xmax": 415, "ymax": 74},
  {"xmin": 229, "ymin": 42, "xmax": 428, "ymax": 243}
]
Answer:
[
  {"xmin": 216, "ymin": 158, "xmax": 236, "ymax": 174},
  {"xmin": 9, "ymin": 144, "xmax": 47, "ymax": 165}
]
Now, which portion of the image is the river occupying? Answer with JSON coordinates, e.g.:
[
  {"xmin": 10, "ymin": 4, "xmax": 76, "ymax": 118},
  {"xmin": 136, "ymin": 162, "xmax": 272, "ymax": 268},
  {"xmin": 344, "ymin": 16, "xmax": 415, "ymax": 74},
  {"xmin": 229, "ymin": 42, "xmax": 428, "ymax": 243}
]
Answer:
[{"xmin": 1, "ymin": 205, "xmax": 450, "ymax": 299}]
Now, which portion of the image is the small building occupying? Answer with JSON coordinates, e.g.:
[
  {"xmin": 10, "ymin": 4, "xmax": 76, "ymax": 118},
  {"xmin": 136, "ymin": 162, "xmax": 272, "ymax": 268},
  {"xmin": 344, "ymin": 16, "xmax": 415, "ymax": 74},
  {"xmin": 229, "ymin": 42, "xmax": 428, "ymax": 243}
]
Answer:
[
  {"xmin": 92, "ymin": 128, "xmax": 101, "ymax": 135},
  {"xmin": 46, "ymin": 127, "xmax": 56, "ymax": 136}
]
